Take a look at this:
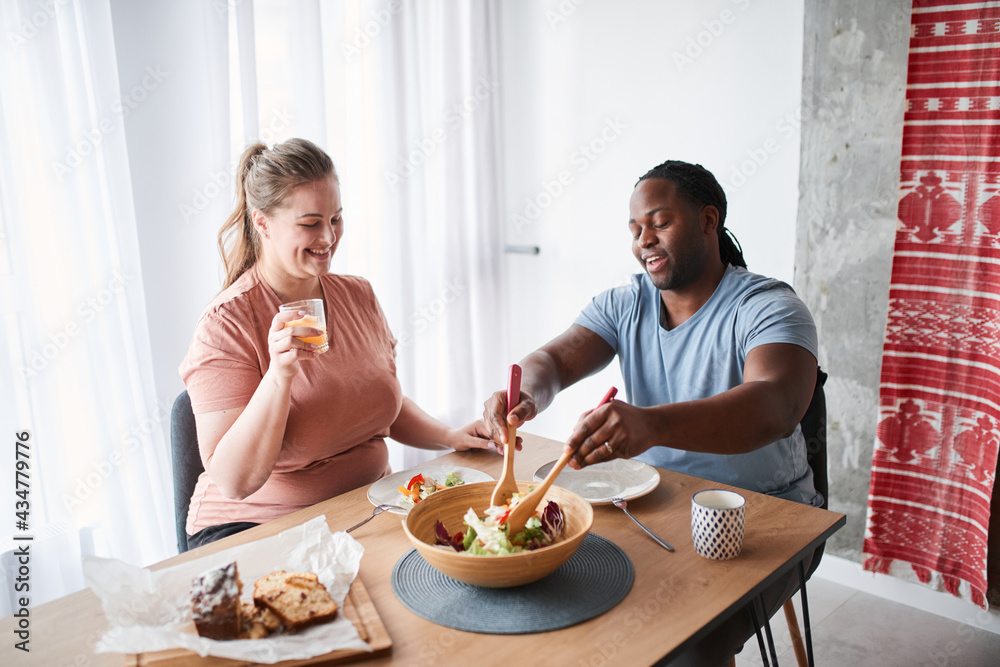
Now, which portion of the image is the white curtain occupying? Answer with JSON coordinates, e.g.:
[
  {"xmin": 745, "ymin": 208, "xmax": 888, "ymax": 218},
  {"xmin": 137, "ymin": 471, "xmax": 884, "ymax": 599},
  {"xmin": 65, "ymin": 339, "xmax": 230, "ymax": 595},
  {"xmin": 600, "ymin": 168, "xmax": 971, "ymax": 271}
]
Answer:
[
  {"xmin": 0, "ymin": 0, "xmax": 504, "ymax": 611},
  {"xmin": 0, "ymin": 0, "xmax": 173, "ymax": 613},
  {"xmin": 249, "ymin": 0, "xmax": 506, "ymax": 472}
]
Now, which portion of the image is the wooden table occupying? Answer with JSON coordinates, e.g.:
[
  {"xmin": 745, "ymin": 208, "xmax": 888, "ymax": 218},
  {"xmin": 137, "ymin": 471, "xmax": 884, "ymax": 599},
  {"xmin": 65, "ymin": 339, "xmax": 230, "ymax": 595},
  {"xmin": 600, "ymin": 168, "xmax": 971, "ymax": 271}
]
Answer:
[{"xmin": 2, "ymin": 432, "xmax": 844, "ymax": 666}]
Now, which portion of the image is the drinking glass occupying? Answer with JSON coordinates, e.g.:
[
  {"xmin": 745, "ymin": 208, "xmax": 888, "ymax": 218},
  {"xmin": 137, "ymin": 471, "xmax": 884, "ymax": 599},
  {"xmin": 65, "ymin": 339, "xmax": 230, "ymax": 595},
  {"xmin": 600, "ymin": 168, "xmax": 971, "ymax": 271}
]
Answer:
[{"xmin": 279, "ymin": 298, "xmax": 329, "ymax": 354}]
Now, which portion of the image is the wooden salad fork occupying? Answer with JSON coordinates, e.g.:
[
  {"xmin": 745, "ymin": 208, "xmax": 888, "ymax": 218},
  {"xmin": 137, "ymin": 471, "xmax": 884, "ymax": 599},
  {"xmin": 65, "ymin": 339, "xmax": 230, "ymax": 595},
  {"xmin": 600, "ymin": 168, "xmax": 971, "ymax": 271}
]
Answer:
[
  {"xmin": 490, "ymin": 364, "xmax": 522, "ymax": 507},
  {"xmin": 504, "ymin": 387, "xmax": 617, "ymax": 537}
]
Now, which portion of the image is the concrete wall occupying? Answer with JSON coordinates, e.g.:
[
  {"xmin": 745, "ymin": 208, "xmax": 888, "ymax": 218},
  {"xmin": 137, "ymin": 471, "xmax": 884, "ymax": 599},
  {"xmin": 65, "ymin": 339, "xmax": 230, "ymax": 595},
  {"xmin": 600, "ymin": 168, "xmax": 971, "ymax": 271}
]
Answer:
[{"xmin": 795, "ymin": 0, "xmax": 911, "ymax": 560}]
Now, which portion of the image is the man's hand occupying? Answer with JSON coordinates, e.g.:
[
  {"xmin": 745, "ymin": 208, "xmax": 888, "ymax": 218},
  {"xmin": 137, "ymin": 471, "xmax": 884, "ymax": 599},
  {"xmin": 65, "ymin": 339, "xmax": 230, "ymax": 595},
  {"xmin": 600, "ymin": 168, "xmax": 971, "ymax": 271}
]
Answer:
[
  {"xmin": 563, "ymin": 400, "xmax": 660, "ymax": 469},
  {"xmin": 482, "ymin": 389, "xmax": 533, "ymax": 448},
  {"xmin": 480, "ymin": 326, "xmax": 616, "ymax": 452}
]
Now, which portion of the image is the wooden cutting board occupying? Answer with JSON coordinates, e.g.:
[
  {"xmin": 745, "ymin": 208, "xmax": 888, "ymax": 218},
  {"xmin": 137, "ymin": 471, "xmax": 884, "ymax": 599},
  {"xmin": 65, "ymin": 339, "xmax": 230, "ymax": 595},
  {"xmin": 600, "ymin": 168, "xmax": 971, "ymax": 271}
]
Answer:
[{"xmin": 125, "ymin": 578, "xmax": 391, "ymax": 666}]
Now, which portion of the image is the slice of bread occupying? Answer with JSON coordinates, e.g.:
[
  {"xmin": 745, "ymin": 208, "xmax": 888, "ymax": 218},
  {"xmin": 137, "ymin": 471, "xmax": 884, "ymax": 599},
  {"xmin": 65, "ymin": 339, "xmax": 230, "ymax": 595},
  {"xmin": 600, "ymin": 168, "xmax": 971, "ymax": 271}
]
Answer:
[
  {"xmin": 238, "ymin": 600, "xmax": 285, "ymax": 639},
  {"xmin": 253, "ymin": 570, "xmax": 338, "ymax": 631}
]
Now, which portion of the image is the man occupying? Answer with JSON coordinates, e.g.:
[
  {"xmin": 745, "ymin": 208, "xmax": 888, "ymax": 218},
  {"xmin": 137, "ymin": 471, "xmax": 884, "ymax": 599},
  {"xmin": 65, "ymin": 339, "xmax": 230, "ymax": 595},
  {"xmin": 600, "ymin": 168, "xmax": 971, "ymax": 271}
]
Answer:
[{"xmin": 483, "ymin": 160, "xmax": 821, "ymax": 665}]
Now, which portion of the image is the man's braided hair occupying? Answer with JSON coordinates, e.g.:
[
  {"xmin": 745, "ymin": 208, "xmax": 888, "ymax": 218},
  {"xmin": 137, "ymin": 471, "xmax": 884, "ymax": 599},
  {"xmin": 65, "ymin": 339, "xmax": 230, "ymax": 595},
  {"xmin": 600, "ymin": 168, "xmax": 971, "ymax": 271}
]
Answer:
[{"xmin": 636, "ymin": 160, "xmax": 747, "ymax": 269}]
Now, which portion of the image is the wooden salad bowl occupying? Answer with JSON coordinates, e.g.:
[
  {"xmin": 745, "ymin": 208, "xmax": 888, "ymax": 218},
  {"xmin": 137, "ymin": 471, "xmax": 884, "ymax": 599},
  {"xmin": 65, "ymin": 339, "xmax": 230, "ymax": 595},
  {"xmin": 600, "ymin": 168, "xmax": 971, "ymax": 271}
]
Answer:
[{"xmin": 401, "ymin": 480, "xmax": 594, "ymax": 588}]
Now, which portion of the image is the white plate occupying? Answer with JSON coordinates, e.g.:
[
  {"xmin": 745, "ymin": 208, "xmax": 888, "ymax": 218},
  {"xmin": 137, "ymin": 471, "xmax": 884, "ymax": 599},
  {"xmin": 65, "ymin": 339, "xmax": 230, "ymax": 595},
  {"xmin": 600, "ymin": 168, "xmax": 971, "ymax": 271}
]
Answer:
[
  {"xmin": 367, "ymin": 465, "xmax": 494, "ymax": 514},
  {"xmin": 532, "ymin": 458, "xmax": 660, "ymax": 504}
]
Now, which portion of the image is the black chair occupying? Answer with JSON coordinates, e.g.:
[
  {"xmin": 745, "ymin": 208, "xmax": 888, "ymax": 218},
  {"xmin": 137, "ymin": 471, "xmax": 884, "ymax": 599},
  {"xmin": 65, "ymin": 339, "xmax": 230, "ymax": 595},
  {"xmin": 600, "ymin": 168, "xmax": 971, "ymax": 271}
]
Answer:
[
  {"xmin": 170, "ymin": 390, "xmax": 204, "ymax": 553},
  {"xmin": 782, "ymin": 367, "xmax": 828, "ymax": 667}
]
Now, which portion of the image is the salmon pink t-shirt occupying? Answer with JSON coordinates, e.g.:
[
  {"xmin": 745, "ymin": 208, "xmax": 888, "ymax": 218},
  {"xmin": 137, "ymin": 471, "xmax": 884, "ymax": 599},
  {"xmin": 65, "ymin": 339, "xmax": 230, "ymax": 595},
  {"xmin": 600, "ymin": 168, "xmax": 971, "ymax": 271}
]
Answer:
[{"xmin": 179, "ymin": 266, "xmax": 402, "ymax": 533}]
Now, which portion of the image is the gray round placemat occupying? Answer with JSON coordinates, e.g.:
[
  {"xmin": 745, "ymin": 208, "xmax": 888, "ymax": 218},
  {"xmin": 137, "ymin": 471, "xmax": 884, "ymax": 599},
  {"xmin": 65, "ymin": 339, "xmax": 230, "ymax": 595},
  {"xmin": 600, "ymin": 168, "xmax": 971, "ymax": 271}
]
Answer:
[{"xmin": 391, "ymin": 533, "xmax": 634, "ymax": 633}]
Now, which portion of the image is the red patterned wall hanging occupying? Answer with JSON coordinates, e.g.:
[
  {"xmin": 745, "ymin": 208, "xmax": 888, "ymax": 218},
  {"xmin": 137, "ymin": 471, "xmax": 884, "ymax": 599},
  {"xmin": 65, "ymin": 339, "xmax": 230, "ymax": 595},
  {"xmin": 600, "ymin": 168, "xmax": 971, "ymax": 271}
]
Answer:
[{"xmin": 864, "ymin": 0, "xmax": 1000, "ymax": 608}]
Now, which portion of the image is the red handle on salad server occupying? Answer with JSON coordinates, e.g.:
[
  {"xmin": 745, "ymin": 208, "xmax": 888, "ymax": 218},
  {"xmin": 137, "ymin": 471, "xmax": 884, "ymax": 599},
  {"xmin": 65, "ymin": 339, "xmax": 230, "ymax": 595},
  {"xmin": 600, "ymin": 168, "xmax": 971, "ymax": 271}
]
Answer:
[
  {"xmin": 597, "ymin": 386, "xmax": 617, "ymax": 407},
  {"xmin": 507, "ymin": 364, "xmax": 522, "ymax": 416}
]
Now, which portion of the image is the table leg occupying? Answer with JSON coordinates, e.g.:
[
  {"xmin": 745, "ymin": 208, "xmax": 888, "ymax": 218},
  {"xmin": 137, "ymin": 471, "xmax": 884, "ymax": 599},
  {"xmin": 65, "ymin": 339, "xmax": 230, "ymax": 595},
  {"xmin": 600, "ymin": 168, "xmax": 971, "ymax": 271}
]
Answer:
[
  {"xmin": 756, "ymin": 594, "xmax": 780, "ymax": 665},
  {"xmin": 798, "ymin": 560, "xmax": 815, "ymax": 667},
  {"xmin": 748, "ymin": 598, "xmax": 771, "ymax": 667}
]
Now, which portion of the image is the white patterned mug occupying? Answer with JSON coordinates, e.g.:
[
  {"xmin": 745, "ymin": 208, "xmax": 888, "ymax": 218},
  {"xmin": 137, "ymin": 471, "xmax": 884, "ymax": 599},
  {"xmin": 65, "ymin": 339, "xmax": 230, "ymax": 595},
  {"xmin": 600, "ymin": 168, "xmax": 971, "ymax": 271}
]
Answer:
[{"xmin": 691, "ymin": 489, "xmax": 746, "ymax": 560}]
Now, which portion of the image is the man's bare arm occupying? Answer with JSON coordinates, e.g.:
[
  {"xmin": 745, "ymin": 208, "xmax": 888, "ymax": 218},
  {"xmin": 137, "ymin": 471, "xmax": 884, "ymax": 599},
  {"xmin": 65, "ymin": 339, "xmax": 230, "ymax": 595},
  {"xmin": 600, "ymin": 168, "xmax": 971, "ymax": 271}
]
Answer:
[
  {"xmin": 482, "ymin": 324, "xmax": 616, "ymax": 444},
  {"xmin": 564, "ymin": 343, "xmax": 817, "ymax": 467}
]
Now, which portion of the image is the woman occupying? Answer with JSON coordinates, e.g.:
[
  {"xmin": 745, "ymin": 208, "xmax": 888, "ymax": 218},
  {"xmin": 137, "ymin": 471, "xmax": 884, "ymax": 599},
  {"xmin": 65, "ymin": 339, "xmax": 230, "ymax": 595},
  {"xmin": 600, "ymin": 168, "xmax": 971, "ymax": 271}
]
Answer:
[{"xmin": 180, "ymin": 138, "xmax": 493, "ymax": 548}]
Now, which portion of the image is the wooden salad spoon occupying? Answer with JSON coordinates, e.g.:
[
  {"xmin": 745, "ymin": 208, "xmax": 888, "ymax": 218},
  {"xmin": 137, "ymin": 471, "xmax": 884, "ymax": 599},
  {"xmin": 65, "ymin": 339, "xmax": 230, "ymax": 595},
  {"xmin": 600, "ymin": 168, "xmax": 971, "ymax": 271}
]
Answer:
[
  {"xmin": 490, "ymin": 364, "xmax": 522, "ymax": 507},
  {"xmin": 504, "ymin": 386, "xmax": 617, "ymax": 537}
]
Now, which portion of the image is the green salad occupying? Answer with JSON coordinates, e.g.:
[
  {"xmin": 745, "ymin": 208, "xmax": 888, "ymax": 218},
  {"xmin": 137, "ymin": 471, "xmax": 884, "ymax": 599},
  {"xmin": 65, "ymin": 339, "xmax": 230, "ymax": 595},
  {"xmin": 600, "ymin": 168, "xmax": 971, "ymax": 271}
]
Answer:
[{"xmin": 433, "ymin": 494, "xmax": 566, "ymax": 555}]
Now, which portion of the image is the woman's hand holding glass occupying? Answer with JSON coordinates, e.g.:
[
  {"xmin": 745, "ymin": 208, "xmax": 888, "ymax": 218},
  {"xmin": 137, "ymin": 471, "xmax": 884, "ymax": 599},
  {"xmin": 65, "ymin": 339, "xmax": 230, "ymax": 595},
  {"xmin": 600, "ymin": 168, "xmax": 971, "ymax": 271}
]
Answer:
[{"xmin": 268, "ymin": 309, "xmax": 325, "ymax": 378}]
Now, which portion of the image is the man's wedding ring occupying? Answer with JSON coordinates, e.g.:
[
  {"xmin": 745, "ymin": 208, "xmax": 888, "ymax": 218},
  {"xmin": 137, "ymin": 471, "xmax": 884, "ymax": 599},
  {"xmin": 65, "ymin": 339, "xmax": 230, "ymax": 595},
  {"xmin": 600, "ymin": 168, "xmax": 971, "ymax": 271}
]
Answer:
[{"xmin": 604, "ymin": 441, "xmax": 613, "ymax": 454}]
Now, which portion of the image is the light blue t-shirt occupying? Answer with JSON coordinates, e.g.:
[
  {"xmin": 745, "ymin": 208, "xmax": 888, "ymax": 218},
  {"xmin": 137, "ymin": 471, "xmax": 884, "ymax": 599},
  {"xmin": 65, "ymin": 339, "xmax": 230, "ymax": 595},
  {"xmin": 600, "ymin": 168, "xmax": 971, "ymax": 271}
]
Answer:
[{"xmin": 575, "ymin": 265, "xmax": 822, "ymax": 506}]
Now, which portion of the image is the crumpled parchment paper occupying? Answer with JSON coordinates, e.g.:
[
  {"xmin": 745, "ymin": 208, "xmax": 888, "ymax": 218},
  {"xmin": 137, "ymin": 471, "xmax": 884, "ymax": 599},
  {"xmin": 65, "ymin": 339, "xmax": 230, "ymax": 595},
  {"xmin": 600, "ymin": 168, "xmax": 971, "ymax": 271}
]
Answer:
[{"xmin": 82, "ymin": 515, "xmax": 370, "ymax": 663}]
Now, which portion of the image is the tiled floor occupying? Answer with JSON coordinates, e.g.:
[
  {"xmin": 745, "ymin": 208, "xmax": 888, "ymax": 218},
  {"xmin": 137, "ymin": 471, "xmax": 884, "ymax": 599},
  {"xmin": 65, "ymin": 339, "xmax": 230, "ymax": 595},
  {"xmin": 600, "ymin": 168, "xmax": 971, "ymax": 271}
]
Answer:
[{"xmin": 734, "ymin": 577, "xmax": 1000, "ymax": 666}]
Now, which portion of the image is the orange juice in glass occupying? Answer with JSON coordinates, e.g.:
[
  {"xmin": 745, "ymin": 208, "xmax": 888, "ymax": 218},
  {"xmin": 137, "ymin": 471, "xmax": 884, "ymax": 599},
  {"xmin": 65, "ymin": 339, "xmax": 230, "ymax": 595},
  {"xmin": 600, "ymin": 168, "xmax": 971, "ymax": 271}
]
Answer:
[{"xmin": 279, "ymin": 298, "xmax": 329, "ymax": 354}]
